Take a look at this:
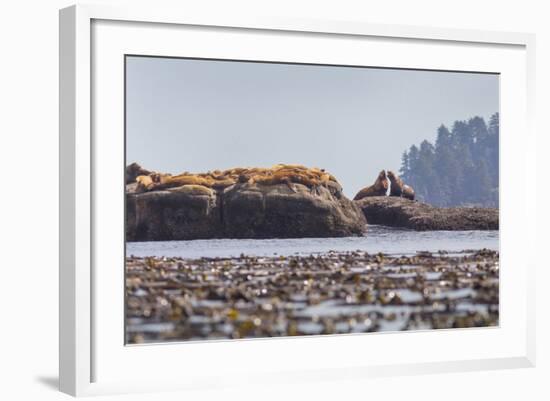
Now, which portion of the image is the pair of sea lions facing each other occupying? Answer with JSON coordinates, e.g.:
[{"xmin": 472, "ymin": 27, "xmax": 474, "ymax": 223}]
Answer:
[{"xmin": 354, "ymin": 170, "xmax": 415, "ymax": 201}]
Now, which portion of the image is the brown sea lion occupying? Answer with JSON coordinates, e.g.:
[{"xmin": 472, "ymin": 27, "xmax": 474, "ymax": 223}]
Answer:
[
  {"xmin": 210, "ymin": 178, "xmax": 237, "ymax": 190},
  {"xmin": 167, "ymin": 184, "xmax": 214, "ymax": 196},
  {"xmin": 136, "ymin": 174, "xmax": 155, "ymax": 191},
  {"xmin": 155, "ymin": 174, "xmax": 212, "ymax": 189},
  {"xmin": 387, "ymin": 171, "xmax": 415, "ymax": 200},
  {"xmin": 401, "ymin": 184, "xmax": 415, "ymax": 200},
  {"xmin": 126, "ymin": 163, "xmax": 152, "ymax": 184},
  {"xmin": 387, "ymin": 171, "xmax": 404, "ymax": 197},
  {"xmin": 353, "ymin": 170, "xmax": 389, "ymax": 201}
]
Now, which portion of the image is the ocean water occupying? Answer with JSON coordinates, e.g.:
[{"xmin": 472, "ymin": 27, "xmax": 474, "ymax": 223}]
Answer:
[{"xmin": 126, "ymin": 225, "xmax": 499, "ymax": 259}]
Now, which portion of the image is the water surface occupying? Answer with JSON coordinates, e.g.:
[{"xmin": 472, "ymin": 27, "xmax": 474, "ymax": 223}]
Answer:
[{"xmin": 126, "ymin": 225, "xmax": 499, "ymax": 259}]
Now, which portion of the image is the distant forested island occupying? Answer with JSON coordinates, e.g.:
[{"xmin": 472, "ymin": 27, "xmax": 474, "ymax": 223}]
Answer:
[{"xmin": 399, "ymin": 113, "xmax": 499, "ymax": 207}]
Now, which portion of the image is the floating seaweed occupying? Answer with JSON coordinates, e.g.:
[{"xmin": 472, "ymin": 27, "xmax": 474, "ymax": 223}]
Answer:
[{"xmin": 125, "ymin": 249, "xmax": 499, "ymax": 343}]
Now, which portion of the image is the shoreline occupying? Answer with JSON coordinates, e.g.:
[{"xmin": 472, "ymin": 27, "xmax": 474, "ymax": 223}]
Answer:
[{"xmin": 126, "ymin": 249, "xmax": 499, "ymax": 343}]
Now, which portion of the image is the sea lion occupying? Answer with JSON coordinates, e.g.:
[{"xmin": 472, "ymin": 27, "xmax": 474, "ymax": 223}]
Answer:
[
  {"xmin": 136, "ymin": 174, "xmax": 155, "ymax": 191},
  {"xmin": 250, "ymin": 167, "xmax": 322, "ymax": 189},
  {"xmin": 387, "ymin": 171, "xmax": 415, "ymax": 200},
  {"xmin": 210, "ymin": 178, "xmax": 237, "ymax": 190},
  {"xmin": 387, "ymin": 171, "xmax": 404, "ymax": 197},
  {"xmin": 353, "ymin": 170, "xmax": 389, "ymax": 201},
  {"xmin": 155, "ymin": 174, "xmax": 212, "ymax": 189},
  {"xmin": 401, "ymin": 184, "xmax": 415, "ymax": 200},
  {"xmin": 167, "ymin": 184, "xmax": 214, "ymax": 196},
  {"xmin": 126, "ymin": 162, "xmax": 152, "ymax": 184}
]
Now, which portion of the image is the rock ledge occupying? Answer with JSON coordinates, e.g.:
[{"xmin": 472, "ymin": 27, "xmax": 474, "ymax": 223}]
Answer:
[{"xmin": 355, "ymin": 196, "xmax": 498, "ymax": 231}]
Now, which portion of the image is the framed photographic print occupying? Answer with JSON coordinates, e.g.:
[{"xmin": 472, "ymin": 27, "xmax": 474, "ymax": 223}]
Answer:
[{"xmin": 59, "ymin": 4, "xmax": 536, "ymax": 397}]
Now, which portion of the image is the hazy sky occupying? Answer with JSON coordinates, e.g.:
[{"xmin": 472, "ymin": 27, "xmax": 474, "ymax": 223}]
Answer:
[{"xmin": 126, "ymin": 56, "xmax": 499, "ymax": 198}]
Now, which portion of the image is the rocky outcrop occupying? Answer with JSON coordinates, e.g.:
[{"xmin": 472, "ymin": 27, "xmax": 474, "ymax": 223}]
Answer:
[
  {"xmin": 355, "ymin": 196, "xmax": 498, "ymax": 231},
  {"xmin": 126, "ymin": 164, "xmax": 367, "ymax": 241},
  {"xmin": 126, "ymin": 185, "xmax": 222, "ymax": 241}
]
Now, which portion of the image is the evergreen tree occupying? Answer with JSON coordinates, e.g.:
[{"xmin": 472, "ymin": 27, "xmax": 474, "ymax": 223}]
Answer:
[
  {"xmin": 474, "ymin": 159, "xmax": 493, "ymax": 205},
  {"xmin": 405, "ymin": 145, "xmax": 420, "ymax": 191},
  {"xmin": 399, "ymin": 151, "xmax": 409, "ymax": 178},
  {"xmin": 434, "ymin": 125, "xmax": 454, "ymax": 206},
  {"xmin": 487, "ymin": 112, "xmax": 500, "ymax": 196},
  {"xmin": 399, "ymin": 114, "xmax": 499, "ymax": 207}
]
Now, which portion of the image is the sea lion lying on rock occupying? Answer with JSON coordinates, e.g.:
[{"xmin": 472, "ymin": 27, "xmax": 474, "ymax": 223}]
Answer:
[
  {"xmin": 353, "ymin": 170, "xmax": 389, "ymax": 200},
  {"xmin": 132, "ymin": 164, "xmax": 343, "ymax": 197},
  {"xmin": 387, "ymin": 171, "xmax": 415, "ymax": 200},
  {"xmin": 166, "ymin": 184, "xmax": 215, "ymax": 196},
  {"xmin": 126, "ymin": 162, "xmax": 153, "ymax": 184},
  {"xmin": 401, "ymin": 184, "xmax": 415, "ymax": 201}
]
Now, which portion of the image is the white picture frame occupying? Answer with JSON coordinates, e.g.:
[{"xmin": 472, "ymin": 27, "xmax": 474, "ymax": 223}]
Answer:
[{"xmin": 59, "ymin": 4, "xmax": 536, "ymax": 397}]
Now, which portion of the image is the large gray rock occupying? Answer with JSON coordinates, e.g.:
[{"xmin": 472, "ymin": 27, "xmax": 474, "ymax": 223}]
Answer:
[
  {"xmin": 126, "ymin": 182, "xmax": 367, "ymax": 241},
  {"xmin": 222, "ymin": 182, "xmax": 366, "ymax": 239},
  {"xmin": 126, "ymin": 185, "xmax": 222, "ymax": 241},
  {"xmin": 355, "ymin": 196, "xmax": 498, "ymax": 231}
]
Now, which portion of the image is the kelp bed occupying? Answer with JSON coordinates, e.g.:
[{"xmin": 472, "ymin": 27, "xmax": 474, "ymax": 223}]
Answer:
[{"xmin": 125, "ymin": 249, "xmax": 499, "ymax": 343}]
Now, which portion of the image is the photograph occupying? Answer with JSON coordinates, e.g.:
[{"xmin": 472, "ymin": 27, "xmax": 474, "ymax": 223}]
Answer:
[{"xmin": 124, "ymin": 56, "xmax": 500, "ymax": 344}]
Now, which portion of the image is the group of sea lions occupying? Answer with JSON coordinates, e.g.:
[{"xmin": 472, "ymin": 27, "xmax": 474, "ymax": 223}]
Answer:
[
  {"xmin": 128, "ymin": 163, "xmax": 342, "ymax": 195},
  {"xmin": 127, "ymin": 163, "xmax": 414, "ymax": 201},
  {"xmin": 353, "ymin": 170, "xmax": 415, "ymax": 201}
]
